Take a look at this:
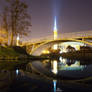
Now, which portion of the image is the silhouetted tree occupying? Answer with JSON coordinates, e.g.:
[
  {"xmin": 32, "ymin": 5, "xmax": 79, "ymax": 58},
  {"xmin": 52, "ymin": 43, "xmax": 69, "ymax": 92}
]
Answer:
[
  {"xmin": 2, "ymin": 7, "xmax": 9, "ymax": 44},
  {"xmin": 2, "ymin": 0, "xmax": 31, "ymax": 46},
  {"xmin": 66, "ymin": 45, "xmax": 75, "ymax": 52}
]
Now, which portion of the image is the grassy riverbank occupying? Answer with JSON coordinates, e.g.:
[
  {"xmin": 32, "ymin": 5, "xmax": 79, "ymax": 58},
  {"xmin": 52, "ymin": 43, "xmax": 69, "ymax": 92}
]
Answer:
[
  {"xmin": 0, "ymin": 46, "xmax": 28, "ymax": 59},
  {"xmin": 0, "ymin": 46, "xmax": 49, "ymax": 70},
  {"xmin": 0, "ymin": 46, "xmax": 48, "ymax": 60}
]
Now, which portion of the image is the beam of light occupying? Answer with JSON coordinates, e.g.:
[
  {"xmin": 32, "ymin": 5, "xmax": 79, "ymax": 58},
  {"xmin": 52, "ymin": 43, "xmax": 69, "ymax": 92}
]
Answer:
[
  {"xmin": 54, "ymin": 16, "xmax": 57, "ymax": 30},
  {"xmin": 54, "ymin": 16, "xmax": 57, "ymax": 31},
  {"xmin": 53, "ymin": 16, "xmax": 58, "ymax": 40}
]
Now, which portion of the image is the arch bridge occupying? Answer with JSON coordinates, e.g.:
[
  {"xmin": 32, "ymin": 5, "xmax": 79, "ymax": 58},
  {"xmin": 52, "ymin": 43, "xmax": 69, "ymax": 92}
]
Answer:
[{"xmin": 22, "ymin": 31, "xmax": 92, "ymax": 56}]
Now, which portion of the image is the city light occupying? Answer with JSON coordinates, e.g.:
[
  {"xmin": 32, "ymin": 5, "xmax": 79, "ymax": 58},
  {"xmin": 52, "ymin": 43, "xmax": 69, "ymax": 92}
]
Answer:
[
  {"xmin": 42, "ymin": 50, "xmax": 50, "ymax": 54},
  {"xmin": 53, "ymin": 44, "xmax": 58, "ymax": 50}
]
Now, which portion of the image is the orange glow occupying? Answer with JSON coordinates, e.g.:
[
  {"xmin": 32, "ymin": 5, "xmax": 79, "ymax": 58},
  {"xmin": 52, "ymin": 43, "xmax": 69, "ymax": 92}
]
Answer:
[{"xmin": 42, "ymin": 50, "xmax": 50, "ymax": 54}]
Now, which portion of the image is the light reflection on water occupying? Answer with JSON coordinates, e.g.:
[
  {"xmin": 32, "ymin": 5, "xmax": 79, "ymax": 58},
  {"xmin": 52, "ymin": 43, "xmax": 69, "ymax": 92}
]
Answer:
[
  {"xmin": 58, "ymin": 57, "xmax": 86, "ymax": 71},
  {"xmin": 16, "ymin": 69, "xmax": 19, "ymax": 75},
  {"xmin": 42, "ymin": 57, "xmax": 89, "ymax": 78},
  {"xmin": 50, "ymin": 57, "xmax": 86, "ymax": 74},
  {"xmin": 53, "ymin": 80, "xmax": 63, "ymax": 92},
  {"xmin": 52, "ymin": 60, "xmax": 58, "ymax": 74},
  {"xmin": 53, "ymin": 80, "xmax": 57, "ymax": 92}
]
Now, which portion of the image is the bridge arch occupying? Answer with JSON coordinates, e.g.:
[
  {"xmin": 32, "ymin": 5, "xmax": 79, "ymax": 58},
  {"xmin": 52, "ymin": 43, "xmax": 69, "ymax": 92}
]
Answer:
[{"xmin": 29, "ymin": 39, "xmax": 92, "ymax": 56}]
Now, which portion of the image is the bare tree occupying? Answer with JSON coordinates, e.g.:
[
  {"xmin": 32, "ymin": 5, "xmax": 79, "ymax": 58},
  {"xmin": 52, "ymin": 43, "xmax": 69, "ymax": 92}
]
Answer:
[
  {"xmin": 2, "ymin": 7, "xmax": 9, "ymax": 43},
  {"xmin": 0, "ymin": 7, "xmax": 9, "ymax": 45},
  {"xmin": 5, "ymin": 0, "xmax": 31, "ymax": 45}
]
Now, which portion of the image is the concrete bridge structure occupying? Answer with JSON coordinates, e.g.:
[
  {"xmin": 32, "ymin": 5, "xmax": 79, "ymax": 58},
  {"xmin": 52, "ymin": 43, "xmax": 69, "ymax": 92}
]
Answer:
[{"xmin": 21, "ymin": 30, "xmax": 92, "ymax": 56}]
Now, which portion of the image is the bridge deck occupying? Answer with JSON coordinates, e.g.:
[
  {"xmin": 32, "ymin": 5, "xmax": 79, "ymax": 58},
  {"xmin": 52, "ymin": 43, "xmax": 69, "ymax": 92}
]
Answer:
[{"xmin": 22, "ymin": 30, "xmax": 92, "ymax": 45}]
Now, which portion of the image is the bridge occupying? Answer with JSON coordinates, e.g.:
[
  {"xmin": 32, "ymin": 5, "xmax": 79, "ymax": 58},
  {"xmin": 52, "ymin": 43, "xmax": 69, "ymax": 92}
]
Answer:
[{"xmin": 21, "ymin": 30, "xmax": 92, "ymax": 56}]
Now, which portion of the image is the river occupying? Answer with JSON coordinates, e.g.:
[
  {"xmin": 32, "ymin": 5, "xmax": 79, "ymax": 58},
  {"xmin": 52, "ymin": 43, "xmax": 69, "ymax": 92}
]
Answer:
[{"xmin": 0, "ymin": 57, "xmax": 92, "ymax": 92}]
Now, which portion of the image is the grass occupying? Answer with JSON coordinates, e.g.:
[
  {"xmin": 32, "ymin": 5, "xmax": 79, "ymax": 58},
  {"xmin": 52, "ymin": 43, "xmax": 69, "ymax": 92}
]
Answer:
[{"xmin": 0, "ymin": 46, "xmax": 29, "ymax": 60}]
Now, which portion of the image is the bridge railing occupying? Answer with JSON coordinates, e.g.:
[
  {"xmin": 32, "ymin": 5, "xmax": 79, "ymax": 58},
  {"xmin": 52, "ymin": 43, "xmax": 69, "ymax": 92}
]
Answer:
[
  {"xmin": 22, "ymin": 30, "xmax": 92, "ymax": 45},
  {"xmin": 58, "ymin": 31, "xmax": 92, "ymax": 39}
]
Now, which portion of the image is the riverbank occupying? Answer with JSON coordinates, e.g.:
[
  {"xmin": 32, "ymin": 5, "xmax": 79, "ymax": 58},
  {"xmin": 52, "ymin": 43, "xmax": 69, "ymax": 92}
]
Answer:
[
  {"xmin": 0, "ymin": 46, "xmax": 48, "ymax": 60},
  {"xmin": 0, "ymin": 46, "xmax": 49, "ymax": 70},
  {"xmin": 0, "ymin": 46, "xmax": 28, "ymax": 59}
]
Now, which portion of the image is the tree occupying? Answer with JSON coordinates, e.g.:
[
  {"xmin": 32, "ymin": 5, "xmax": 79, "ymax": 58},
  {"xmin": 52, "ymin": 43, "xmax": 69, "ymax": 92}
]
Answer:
[
  {"xmin": 2, "ymin": 7, "xmax": 9, "ymax": 44},
  {"xmin": 0, "ymin": 7, "xmax": 9, "ymax": 45},
  {"xmin": 4, "ymin": 0, "xmax": 31, "ymax": 45},
  {"xmin": 66, "ymin": 45, "xmax": 75, "ymax": 52}
]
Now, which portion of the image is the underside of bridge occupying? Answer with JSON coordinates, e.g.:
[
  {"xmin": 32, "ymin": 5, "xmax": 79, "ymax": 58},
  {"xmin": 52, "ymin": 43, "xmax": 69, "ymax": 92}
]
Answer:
[{"xmin": 25, "ymin": 38, "xmax": 92, "ymax": 56}]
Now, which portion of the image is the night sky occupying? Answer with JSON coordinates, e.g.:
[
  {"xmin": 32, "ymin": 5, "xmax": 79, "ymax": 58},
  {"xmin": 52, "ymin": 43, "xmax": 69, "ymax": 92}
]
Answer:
[{"xmin": 0, "ymin": 0, "xmax": 92, "ymax": 40}]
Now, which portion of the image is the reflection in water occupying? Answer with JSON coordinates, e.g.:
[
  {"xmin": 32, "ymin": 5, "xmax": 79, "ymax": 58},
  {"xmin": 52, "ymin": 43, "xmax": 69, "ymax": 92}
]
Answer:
[
  {"xmin": 58, "ymin": 57, "xmax": 86, "ymax": 71},
  {"xmin": 53, "ymin": 80, "xmax": 57, "ymax": 92},
  {"xmin": 53, "ymin": 80, "xmax": 63, "ymax": 92},
  {"xmin": 59, "ymin": 57, "xmax": 67, "ymax": 65},
  {"xmin": 16, "ymin": 69, "xmax": 19, "ymax": 75},
  {"xmin": 52, "ymin": 60, "xmax": 58, "ymax": 74},
  {"xmin": 50, "ymin": 57, "xmax": 86, "ymax": 74}
]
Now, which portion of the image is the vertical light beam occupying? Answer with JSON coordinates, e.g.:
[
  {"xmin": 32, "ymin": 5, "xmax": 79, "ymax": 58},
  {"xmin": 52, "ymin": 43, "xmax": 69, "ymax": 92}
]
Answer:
[
  {"xmin": 54, "ymin": 16, "xmax": 57, "ymax": 30},
  {"xmin": 54, "ymin": 16, "xmax": 58, "ymax": 40}
]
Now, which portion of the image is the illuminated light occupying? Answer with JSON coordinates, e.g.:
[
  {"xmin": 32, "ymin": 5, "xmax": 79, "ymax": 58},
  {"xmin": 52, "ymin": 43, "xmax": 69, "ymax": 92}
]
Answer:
[
  {"xmin": 17, "ymin": 34, "xmax": 20, "ymax": 40},
  {"xmin": 70, "ymin": 61, "xmax": 80, "ymax": 67},
  {"xmin": 42, "ymin": 50, "xmax": 50, "ymax": 54},
  {"xmin": 53, "ymin": 16, "xmax": 58, "ymax": 40},
  {"xmin": 62, "ymin": 48, "xmax": 67, "ymax": 53},
  {"xmin": 52, "ymin": 60, "xmax": 58, "ymax": 74},
  {"xmin": 59, "ymin": 61, "xmax": 86, "ymax": 71},
  {"xmin": 76, "ymin": 45, "xmax": 80, "ymax": 50},
  {"xmin": 53, "ymin": 44, "xmax": 58, "ymax": 50},
  {"xmin": 62, "ymin": 58, "xmax": 67, "ymax": 64},
  {"xmin": 59, "ymin": 57, "xmax": 63, "ymax": 61},
  {"xmin": 16, "ymin": 34, "xmax": 20, "ymax": 46},
  {"xmin": 42, "ymin": 50, "xmax": 46, "ymax": 54},
  {"xmin": 60, "ymin": 50, "xmax": 62, "ymax": 53},
  {"xmin": 59, "ymin": 57, "xmax": 67, "ymax": 64},
  {"xmin": 16, "ymin": 69, "xmax": 19, "ymax": 75},
  {"xmin": 53, "ymin": 80, "xmax": 57, "ymax": 92},
  {"xmin": 54, "ymin": 30, "xmax": 58, "ymax": 40}
]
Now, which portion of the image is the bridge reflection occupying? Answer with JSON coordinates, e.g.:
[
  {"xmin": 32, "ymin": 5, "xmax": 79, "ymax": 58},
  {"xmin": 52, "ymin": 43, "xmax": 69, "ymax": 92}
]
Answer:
[{"xmin": 42, "ymin": 58, "xmax": 86, "ymax": 75}]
